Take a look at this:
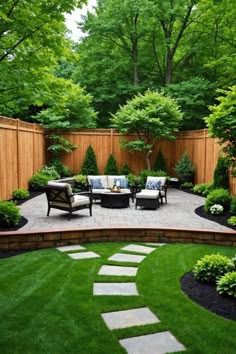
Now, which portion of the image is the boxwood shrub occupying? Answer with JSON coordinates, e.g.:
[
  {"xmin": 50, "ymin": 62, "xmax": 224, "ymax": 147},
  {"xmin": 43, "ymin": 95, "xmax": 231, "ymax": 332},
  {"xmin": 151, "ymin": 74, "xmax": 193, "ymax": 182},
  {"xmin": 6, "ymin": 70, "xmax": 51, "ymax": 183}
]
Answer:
[
  {"xmin": 0, "ymin": 201, "xmax": 21, "ymax": 227},
  {"xmin": 204, "ymin": 188, "xmax": 231, "ymax": 213},
  {"xmin": 193, "ymin": 254, "xmax": 235, "ymax": 283}
]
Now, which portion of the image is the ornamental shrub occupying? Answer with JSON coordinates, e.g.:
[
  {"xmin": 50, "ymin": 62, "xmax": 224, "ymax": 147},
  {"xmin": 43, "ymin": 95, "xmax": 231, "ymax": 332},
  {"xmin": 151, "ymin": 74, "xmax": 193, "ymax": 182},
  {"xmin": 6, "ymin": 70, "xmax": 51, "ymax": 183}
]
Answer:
[
  {"xmin": 216, "ymin": 271, "xmax": 236, "ymax": 297},
  {"xmin": 41, "ymin": 165, "xmax": 60, "ymax": 180},
  {"xmin": 213, "ymin": 156, "xmax": 229, "ymax": 189},
  {"xmin": 29, "ymin": 172, "xmax": 51, "ymax": 190},
  {"xmin": 204, "ymin": 188, "xmax": 231, "ymax": 213},
  {"xmin": 210, "ymin": 204, "xmax": 224, "ymax": 215},
  {"xmin": 120, "ymin": 163, "xmax": 132, "ymax": 175},
  {"xmin": 174, "ymin": 151, "xmax": 195, "ymax": 184},
  {"xmin": 227, "ymin": 216, "xmax": 236, "ymax": 226},
  {"xmin": 0, "ymin": 201, "xmax": 21, "ymax": 227},
  {"xmin": 230, "ymin": 197, "xmax": 236, "ymax": 215},
  {"xmin": 193, "ymin": 254, "xmax": 235, "ymax": 283},
  {"xmin": 104, "ymin": 154, "xmax": 119, "ymax": 175},
  {"xmin": 181, "ymin": 182, "xmax": 193, "ymax": 189},
  {"xmin": 12, "ymin": 189, "xmax": 30, "ymax": 200},
  {"xmin": 193, "ymin": 183, "xmax": 213, "ymax": 196},
  {"xmin": 153, "ymin": 150, "xmax": 168, "ymax": 173},
  {"xmin": 80, "ymin": 145, "xmax": 99, "ymax": 175}
]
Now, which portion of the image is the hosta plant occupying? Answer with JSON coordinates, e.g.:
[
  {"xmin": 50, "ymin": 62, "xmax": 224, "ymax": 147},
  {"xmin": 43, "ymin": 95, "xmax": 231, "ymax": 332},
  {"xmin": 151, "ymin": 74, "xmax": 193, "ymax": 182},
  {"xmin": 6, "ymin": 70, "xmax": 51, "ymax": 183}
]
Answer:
[
  {"xmin": 216, "ymin": 271, "xmax": 236, "ymax": 297},
  {"xmin": 227, "ymin": 216, "xmax": 236, "ymax": 226},
  {"xmin": 193, "ymin": 253, "xmax": 235, "ymax": 283}
]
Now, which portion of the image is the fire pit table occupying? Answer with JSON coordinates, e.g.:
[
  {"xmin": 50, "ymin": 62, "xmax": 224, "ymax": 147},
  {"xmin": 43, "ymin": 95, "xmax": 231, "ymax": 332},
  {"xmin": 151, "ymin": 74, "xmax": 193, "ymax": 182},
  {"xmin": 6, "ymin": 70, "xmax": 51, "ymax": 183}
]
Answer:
[{"xmin": 100, "ymin": 191, "xmax": 132, "ymax": 208}]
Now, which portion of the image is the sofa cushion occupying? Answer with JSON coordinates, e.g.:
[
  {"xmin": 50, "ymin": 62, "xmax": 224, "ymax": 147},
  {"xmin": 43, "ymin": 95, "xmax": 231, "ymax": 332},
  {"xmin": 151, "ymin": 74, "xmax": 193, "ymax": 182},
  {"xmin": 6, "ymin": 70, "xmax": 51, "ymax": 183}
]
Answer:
[
  {"xmin": 51, "ymin": 195, "xmax": 90, "ymax": 208},
  {"xmin": 114, "ymin": 177, "xmax": 128, "ymax": 189},
  {"xmin": 136, "ymin": 191, "xmax": 160, "ymax": 199},
  {"xmin": 107, "ymin": 175, "xmax": 127, "ymax": 189},
  {"xmin": 88, "ymin": 175, "xmax": 108, "ymax": 189}
]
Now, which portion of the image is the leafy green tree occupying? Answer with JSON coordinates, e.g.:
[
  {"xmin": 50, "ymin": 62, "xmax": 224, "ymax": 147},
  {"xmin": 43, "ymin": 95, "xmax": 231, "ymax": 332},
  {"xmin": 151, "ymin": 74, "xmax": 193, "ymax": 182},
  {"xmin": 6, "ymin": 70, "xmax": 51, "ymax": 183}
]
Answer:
[
  {"xmin": 0, "ymin": 0, "xmax": 86, "ymax": 116},
  {"xmin": 153, "ymin": 150, "xmax": 168, "ymax": 173},
  {"xmin": 205, "ymin": 86, "xmax": 236, "ymax": 177},
  {"xmin": 80, "ymin": 145, "xmax": 99, "ymax": 175},
  {"xmin": 111, "ymin": 91, "xmax": 183, "ymax": 170},
  {"xmin": 163, "ymin": 78, "xmax": 215, "ymax": 130},
  {"xmin": 104, "ymin": 154, "xmax": 119, "ymax": 175}
]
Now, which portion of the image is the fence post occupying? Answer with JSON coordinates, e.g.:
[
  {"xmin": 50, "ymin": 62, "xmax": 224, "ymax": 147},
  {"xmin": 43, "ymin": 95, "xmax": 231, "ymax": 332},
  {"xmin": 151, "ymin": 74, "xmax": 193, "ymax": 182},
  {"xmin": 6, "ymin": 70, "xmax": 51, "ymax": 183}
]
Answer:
[
  {"xmin": 16, "ymin": 119, "xmax": 20, "ymax": 189},
  {"xmin": 111, "ymin": 128, "xmax": 114, "ymax": 155},
  {"xmin": 203, "ymin": 129, "xmax": 207, "ymax": 184}
]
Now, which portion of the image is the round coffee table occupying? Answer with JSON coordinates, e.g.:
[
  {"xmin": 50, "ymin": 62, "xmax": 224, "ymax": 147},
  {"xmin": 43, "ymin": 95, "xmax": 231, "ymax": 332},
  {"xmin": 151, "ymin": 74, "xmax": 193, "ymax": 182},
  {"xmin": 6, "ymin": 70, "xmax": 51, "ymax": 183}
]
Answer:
[{"xmin": 100, "ymin": 192, "xmax": 131, "ymax": 208}]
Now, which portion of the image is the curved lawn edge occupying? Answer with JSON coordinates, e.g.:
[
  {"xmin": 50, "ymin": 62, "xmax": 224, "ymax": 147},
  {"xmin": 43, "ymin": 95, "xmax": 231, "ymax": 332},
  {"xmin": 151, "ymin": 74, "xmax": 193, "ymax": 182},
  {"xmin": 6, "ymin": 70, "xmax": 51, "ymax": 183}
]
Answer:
[{"xmin": 0, "ymin": 225, "xmax": 235, "ymax": 252}]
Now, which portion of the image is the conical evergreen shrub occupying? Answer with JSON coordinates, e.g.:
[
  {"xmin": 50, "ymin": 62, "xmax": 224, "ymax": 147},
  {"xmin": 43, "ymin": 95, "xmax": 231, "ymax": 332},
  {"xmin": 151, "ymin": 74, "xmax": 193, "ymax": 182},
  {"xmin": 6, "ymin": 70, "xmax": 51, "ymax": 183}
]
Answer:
[
  {"xmin": 174, "ymin": 151, "xmax": 195, "ymax": 184},
  {"xmin": 104, "ymin": 154, "xmax": 119, "ymax": 175},
  {"xmin": 80, "ymin": 145, "xmax": 99, "ymax": 175},
  {"xmin": 120, "ymin": 163, "xmax": 132, "ymax": 175},
  {"xmin": 153, "ymin": 150, "xmax": 167, "ymax": 172},
  {"xmin": 213, "ymin": 156, "xmax": 229, "ymax": 190}
]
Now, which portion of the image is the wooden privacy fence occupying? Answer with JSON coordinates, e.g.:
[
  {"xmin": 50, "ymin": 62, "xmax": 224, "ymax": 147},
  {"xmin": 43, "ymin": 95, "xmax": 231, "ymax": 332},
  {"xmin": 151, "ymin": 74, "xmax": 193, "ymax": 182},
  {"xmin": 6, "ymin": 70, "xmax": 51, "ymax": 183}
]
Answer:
[
  {"xmin": 0, "ymin": 116, "xmax": 45, "ymax": 200},
  {"xmin": 0, "ymin": 116, "xmax": 235, "ymax": 201}
]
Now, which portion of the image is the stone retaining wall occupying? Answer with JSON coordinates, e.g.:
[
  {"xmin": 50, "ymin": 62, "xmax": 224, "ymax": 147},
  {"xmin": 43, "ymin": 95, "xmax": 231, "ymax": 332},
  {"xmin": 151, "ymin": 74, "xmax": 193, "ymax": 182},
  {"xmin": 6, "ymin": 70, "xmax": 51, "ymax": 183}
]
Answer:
[{"xmin": 0, "ymin": 227, "xmax": 235, "ymax": 251}]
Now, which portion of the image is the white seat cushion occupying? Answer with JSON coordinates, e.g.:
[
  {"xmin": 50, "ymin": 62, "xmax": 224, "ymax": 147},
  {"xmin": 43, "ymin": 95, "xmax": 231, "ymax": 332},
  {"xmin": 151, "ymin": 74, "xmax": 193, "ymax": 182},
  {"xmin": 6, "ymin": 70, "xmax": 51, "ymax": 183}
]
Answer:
[
  {"xmin": 51, "ymin": 195, "xmax": 90, "ymax": 208},
  {"xmin": 136, "ymin": 191, "xmax": 159, "ymax": 199}
]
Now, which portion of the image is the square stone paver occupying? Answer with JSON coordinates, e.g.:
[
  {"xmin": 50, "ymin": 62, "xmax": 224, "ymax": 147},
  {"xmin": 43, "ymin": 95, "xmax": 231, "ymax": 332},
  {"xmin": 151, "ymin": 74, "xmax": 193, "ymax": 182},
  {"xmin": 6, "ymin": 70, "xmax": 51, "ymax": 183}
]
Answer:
[
  {"xmin": 93, "ymin": 282, "xmax": 138, "ymax": 295},
  {"xmin": 145, "ymin": 243, "xmax": 166, "ymax": 247},
  {"xmin": 56, "ymin": 244, "xmax": 86, "ymax": 252},
  {"xmin": 98, "ymin": 265, "xmax": 138, "ymax": 276},
  {"xmin": 121, "ymin": 244, "xmax": 156, "ymax": 254},
  {"xmin": 108, "ymin": 253, "xmax": 146, "ymax": 263},
  {"xmin": 102, "ymin": 307, "xmax": 160, "ymax": 330},
  {"xmin": 119, "ymin": 331, "xmax": 186, "ymax": 354},
  {"xmin": 68, "ymin": 251, "xmax": 100, "ymax": 260}
]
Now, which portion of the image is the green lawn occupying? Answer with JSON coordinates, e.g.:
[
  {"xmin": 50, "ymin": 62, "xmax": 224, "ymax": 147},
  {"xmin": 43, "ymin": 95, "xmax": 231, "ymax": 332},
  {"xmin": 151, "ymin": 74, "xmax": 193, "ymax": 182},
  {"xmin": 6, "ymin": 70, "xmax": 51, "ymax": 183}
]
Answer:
[{"xmin": 0, "ymin": 242, "xmax": 235, "ymax": 354}]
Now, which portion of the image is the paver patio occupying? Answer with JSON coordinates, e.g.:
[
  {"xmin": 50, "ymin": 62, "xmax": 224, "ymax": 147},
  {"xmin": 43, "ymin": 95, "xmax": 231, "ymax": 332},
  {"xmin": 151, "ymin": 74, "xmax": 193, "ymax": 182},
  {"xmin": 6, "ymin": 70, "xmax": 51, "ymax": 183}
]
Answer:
[{"xmin": 18, "ymin": 188, "xmax": 234, "ymax": 232}]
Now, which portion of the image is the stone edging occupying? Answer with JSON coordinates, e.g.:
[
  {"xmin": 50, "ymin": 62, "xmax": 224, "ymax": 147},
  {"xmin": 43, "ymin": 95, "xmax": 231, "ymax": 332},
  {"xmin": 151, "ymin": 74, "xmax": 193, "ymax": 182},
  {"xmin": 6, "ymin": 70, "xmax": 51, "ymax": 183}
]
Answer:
[{"xmin": 0, "ymin": 226, "xmax": 235, "ymax": 251}]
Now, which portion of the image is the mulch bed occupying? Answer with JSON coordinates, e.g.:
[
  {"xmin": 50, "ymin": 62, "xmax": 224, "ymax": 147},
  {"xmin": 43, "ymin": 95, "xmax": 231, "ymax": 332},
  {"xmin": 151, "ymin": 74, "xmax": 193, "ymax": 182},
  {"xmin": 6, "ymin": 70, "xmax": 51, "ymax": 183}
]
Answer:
[
  {"xmin": 181, "ymin": 271, "xmax": 236, "ymax": 321},
  {"xmin": 195, "ymin": 205, "xmax": 236, "ymax": 231}
]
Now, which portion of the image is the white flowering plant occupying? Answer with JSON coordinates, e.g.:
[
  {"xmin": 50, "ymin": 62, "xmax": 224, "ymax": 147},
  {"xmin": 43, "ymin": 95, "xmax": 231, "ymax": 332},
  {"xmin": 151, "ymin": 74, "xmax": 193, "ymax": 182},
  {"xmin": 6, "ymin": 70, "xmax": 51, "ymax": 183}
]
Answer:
[{"xmin": 210, "ymin": 204, "xmax": 224, "ymax": 215}]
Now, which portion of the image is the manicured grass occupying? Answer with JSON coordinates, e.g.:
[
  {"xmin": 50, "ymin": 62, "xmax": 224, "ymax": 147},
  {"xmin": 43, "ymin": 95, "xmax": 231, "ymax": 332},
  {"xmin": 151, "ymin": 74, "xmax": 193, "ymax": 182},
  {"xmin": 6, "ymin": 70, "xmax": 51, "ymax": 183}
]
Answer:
[{"xmin": 0, "ymin": 242, "xmax": 235, "ymax": 353}]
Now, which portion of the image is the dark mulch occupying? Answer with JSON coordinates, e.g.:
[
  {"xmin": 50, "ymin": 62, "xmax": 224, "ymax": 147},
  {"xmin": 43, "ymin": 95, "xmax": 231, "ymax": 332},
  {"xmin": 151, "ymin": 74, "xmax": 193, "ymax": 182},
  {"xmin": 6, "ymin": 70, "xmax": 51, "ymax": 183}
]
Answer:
[
  {"xmin": 181, "ymin": 271, "xmax": 236, "ymax": 321},
  {"xmin": 195, "ymin": 205, "xmax": 236, "ymax": 231}
]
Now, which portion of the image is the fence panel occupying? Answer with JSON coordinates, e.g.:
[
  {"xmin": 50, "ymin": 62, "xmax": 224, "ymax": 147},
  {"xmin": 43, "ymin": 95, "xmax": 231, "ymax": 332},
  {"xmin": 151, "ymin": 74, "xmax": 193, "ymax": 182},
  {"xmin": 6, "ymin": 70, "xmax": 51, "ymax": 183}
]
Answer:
[
  {"xmin": 0, "ymin": 116, "xmax": 45, "ymax": 200},
  {"xmin": 0, "ymin": 117, "xmax": 235, "ymax": 200}
]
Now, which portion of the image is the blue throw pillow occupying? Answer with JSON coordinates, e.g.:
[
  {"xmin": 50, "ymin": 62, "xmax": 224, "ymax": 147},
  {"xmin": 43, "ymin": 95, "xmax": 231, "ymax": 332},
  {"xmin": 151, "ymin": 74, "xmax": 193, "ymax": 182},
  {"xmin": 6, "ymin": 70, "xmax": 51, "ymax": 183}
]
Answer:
[
  {"xmin": 114, "ymin": 177, "xmax": 128, "ymax": 188},
  {"xmin": 146, "ymin": 180, "xmax": 161, "ymax": 190},
  {"xmin": 90, "ymin": 178, "xmax": 104, "ymax": 189}
]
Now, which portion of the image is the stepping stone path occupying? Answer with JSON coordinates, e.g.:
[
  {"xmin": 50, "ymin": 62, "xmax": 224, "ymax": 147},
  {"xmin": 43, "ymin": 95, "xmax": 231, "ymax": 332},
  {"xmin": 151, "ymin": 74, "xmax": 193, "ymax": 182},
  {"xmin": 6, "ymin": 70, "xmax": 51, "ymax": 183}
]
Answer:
[
  {"xmin": 108, "ymin": 253, "xmax": 146, "ymax": 263},
  {"xmin": 56, "ymin": 244, "xmax": 100, "ymax": 260},
  {"xmin": 94, "ymin": 242, "xmax": 186, "ymax": 353},
  {"xmin": 119, "ymin": 331, "xmax": 186, "ymax": 354},
  {"xmin": 99, "ymin": 265, "xmax": 138, "ymax": 276},
  {"xmin": 102, "ymin": 307, "xmax": 160, "ymax": 330}
]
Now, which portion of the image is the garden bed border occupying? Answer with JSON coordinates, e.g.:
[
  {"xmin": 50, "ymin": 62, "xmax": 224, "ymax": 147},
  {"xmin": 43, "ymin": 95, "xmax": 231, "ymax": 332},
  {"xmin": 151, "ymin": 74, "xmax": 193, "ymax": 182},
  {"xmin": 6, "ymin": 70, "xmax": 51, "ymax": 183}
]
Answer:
[{"xmin": 0, "ymin": 227, "xmax": 235, "ymax": 251}]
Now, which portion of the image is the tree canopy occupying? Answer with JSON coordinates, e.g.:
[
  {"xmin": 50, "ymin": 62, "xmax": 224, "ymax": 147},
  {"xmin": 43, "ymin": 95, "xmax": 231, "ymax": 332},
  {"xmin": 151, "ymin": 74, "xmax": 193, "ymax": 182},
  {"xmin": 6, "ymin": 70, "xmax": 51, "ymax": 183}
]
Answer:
[
  {"xmin": 205, "ymin": 86, "xmax": 236, "ymax": 177},
  {"xmin": 0, "ymin": 0, "xmax": 86, "ymax": 117},
  {"xmin": 111, "ymin": 91, "xmax": 183, "ymax": 169}
]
